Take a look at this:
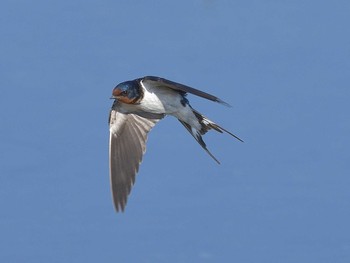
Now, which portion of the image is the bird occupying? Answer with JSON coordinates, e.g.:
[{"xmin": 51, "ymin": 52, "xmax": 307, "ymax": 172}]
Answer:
[{"xmin": 109, "ymin": 76, "xmax": 242, "ymax": 212}]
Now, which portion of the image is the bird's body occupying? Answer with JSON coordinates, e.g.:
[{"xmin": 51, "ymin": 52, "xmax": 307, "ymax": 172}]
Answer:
[
  {"xmin": 109, "ymin": 76, "xmax": 242, "ymax": 212},
  {"xmin": 115, "ymin": 79, "xmax": 200, "ymax": 128}
]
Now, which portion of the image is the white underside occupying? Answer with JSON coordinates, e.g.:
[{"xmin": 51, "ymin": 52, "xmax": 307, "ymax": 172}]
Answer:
[{"xmin": 122, "ymin": 80, "xmax": 201, "ymax": 130}]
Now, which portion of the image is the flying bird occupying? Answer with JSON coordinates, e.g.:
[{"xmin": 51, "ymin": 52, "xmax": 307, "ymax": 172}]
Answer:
[{"xmin": 109, "ymin": 76, "xmax": 242, "ymax": 212}]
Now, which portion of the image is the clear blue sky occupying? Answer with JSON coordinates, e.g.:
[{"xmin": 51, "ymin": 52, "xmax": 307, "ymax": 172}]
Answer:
[{"xmin": 1, "ymin": 0, "xmax": 350, "ymax": 262}]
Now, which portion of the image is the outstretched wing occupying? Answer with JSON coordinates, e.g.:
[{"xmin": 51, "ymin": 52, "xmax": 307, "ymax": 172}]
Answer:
[
  {"xmin": 140, "ymin": 76, "xmax": 231, "ymax": 106},
  {"xmin": 109, "ymin": 106, "xmax": 163, "ymax": 212}
]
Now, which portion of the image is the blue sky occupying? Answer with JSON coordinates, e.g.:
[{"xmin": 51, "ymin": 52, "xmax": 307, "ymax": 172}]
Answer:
[{"xmin": 1, "ymin": 0, "xmax": 350, "ymax": 262}]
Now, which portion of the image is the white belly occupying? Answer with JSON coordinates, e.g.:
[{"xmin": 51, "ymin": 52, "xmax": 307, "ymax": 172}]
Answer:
[
  {"xmin": 138, "ymin": 85, "xmax": 183, "ymax": 114},
  {"xmin": 127, "ymin": 84, "xmax": 201, "ymax": 130}
]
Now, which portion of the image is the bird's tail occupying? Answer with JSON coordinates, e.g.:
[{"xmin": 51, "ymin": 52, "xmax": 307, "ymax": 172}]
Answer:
[{"xmin": 178, "ymin": 109, "xmax": 243, "ymax": 164}]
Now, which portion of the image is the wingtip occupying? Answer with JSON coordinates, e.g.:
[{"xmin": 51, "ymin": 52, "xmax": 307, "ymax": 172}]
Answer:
[
  {"xmin": 235, "ymin": 135, "xmax": 244, "ymax": 143},
  {"xmin": 114, "ymin": 203, "xmax": 126, "ymax": 213},
  {"xmin": 217, "ymin": 98, "xmax": 232, "ymax": 107}
]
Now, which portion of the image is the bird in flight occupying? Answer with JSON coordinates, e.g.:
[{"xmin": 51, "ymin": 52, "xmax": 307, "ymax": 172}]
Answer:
[{"xmin": 109, "ymin": 76, "xmax": 242, "ymax": 212}]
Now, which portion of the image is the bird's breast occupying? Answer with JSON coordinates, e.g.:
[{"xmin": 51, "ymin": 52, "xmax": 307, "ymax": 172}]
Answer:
[{"xmin": 136, "ymin": 87, "xmax": 183, "ymax": 114}]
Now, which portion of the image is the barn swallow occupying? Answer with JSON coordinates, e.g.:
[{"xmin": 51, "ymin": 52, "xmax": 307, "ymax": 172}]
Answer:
[{"xmin": 109, "ymin": 76, "xmax": 242, "ymax": 212}]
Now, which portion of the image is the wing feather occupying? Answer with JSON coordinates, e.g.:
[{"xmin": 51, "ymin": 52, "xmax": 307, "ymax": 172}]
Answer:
[
  {"xmin": 109, "ymin": 107, "xmax": 163, "ymax": 212},
  {"xmin": 141, "ymin": 76, "xmax": 231, "ymax": 106}
]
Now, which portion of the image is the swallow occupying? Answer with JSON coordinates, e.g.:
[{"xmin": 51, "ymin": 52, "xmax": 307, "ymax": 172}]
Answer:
[{"xmin": 109, "ymin": 76, "xmax": 242, "ymax": 212}]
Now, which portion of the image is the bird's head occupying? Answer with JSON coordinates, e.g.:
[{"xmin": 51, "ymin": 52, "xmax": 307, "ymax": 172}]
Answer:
[{"xmin": 111, "ymin": 81, "xmax": 142, "ymax": 104}]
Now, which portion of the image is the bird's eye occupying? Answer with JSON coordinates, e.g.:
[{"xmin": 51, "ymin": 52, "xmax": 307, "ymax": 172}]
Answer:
[{"xmin": 121, "ymin": 90, "xmax": 128, "ymax": 96}]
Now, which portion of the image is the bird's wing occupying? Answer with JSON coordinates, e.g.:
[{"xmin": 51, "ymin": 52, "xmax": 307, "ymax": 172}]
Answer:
[
  {"xmin": 141, "ymin": 76, "xmax": 231, "ymax": 106},
  {"xmin": 109, "ymin": 107, "xmax": 163, "ymax": 212}
]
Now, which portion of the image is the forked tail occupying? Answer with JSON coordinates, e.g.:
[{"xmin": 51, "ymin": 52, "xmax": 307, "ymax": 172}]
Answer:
[{"xmin": 179, "ymin": 109, "xmax": 243, "ymax": 164}]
